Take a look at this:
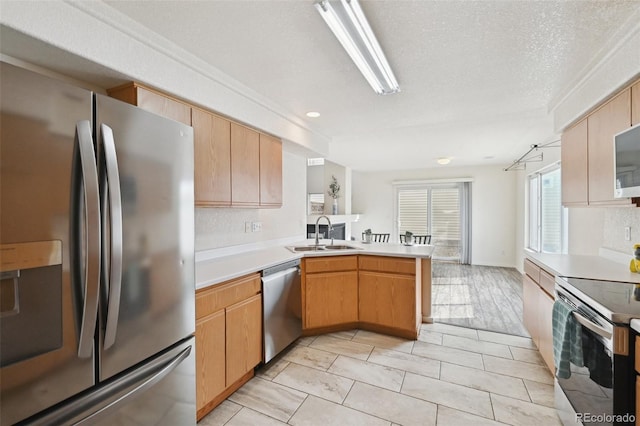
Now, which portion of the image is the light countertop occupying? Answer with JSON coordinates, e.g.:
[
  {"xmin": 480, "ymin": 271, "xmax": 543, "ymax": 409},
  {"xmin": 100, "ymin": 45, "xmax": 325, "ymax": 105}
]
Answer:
[
  {"xmin": 525, "ymin": 250, "xmax": 640, "ymax": 284},
  {"xmin": 631, "ymin": 319, "xmax": 640, "ymax": 334},
  {"xmin": 196, "ymin": 240, "xmax": 434, "ymax": 290}
]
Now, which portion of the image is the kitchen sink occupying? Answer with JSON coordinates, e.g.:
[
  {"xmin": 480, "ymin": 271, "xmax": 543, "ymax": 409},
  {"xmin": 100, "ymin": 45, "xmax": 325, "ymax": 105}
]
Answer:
[
  {"xmin": 324, "ymin": 245, "xmax": 361, "ymax": 250},
  {"xmin": 287, "ymin": 245, "xmax": 326, "ymax": 252},
  {"xmin": 287, "ymin": 244, "xmax": 361, "ymax": 253}
]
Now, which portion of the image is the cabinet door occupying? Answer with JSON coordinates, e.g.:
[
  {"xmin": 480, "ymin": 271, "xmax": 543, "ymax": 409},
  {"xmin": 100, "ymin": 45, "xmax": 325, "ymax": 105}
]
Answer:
[
  {"xmin": 359, "ymin": 271, "xmax": 416, "ymax": 332},
  {"xmin": 305, "ymin": 271, "xmax": 358, "ymax": 329},
  {"xmin": 195, "ymin": 310, "xmax": 225, "ymax": 416},
  {"xmin": 537, "ymin": 290, "xmax": 555, "ymax": 373},
  {"xmin": 192, "ymin": 108, "xmax": 231, "ymax": 206},
  {"xmin": 230, "ymin": 123, "xmax": 260, "ymax": 206},
  {"xmin": 561, "ymin": 119, "xmax": 588, "ymax": 206},
  {"xmin": 225, "ymin": 294, "xmax": 262, "ymax": 385},
  {"xmin": 522, "ymin": 274, "xmax": 539, "ymax": 347},
  {"xmin": 259, "ymin": 133, "xmax": 282, "ymax": 207},
  {"xmin": 587, "ymin": 89, "xmax": 631, "ymax": 204}
]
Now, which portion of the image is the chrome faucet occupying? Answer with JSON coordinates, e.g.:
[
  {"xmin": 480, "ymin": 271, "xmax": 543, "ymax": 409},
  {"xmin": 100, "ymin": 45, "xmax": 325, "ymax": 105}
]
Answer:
[{"xmin": 314, "ymin": 215, "xmax": 333, "ymax": 246}]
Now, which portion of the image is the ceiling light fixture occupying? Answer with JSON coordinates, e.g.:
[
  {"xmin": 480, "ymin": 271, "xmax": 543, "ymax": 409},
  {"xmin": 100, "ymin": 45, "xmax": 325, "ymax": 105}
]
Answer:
[
  {"xmin": 437, "ymin": 158, "xmax": 451, "ymax": 165},
  {"xmin": 314, "ymin": 0, "xmax": 400, "ymax": 95},
  {"xmin": 306, "ymin": 111, "xmax": 321, "ymax": 118}
]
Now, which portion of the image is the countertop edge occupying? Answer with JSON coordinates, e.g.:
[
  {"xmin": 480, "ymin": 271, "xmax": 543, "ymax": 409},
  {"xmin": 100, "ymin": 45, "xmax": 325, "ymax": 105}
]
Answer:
[
  {"xmin": 196, "ymin": 240, "xmax": 434, "ymax": 290},
  {"xmin": 524, "ymin": 250, "xmax": 640, "ymax": 284}
]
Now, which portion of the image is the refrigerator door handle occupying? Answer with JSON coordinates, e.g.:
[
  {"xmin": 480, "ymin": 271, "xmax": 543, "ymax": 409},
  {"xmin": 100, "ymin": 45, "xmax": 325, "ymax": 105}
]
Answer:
[
  {"xmin": 72, "ymin": 120, "xmax": 101, "ymax": 359},
  {"xmin": 75, "ymin": 345, "xmax": 191, "ymax": 425},
  {"xmin": 100, "ymin": 124, "xmax": 123, "ymax": 350},
  {"xmin": 23, "ymin": 340, "xmax": 193, "ymax": 425}
]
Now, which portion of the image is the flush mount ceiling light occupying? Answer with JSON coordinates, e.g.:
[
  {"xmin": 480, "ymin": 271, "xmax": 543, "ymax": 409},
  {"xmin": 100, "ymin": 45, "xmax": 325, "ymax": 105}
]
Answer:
[
  {"xmin": 437, "ymin": 158, "xmax": 451, "ymax": 165},
  {"xmin": 306, "ymin": 111, "xmax": 321, "ymax": 118},
  {"xmin": 314, "ymin": 0, "xmax": 400, "ymax": 95}
]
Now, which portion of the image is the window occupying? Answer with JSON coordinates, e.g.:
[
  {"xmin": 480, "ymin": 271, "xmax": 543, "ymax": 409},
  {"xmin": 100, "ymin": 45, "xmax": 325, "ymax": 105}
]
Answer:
[{"xmin": 528, "ymin": 165, "xmax": 567, "ymax": 253}]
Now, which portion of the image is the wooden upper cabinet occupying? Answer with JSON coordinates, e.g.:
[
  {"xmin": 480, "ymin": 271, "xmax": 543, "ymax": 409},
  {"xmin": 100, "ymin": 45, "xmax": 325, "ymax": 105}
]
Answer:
[
  {"xmin": 632, "ymin": 80, "xmax": 640, "ymax": 126},
  {"xmin": 561, "ymin": 119, "xmax": 588, "ymax": 206},
  {"xmin": 107, "ymin": 83, "xmax": 191, "ymax": 126},
  {"xmin": 192, "ymin": 108, "xmax": 231, "ymax": 206},
  {"xmin": 230, "ymin": 123, "xmax": 260, "ymax": 207},
  {"xmin": 587, "ymin": 89, "xmax": 631, "ymax": 205},
  {"xmin": 109, "ymin": 82, "xmax": 284, "ymax": 209},
  {"xmin": 259, "ymin": 133, "xmax": 283, "ymax": 207}
]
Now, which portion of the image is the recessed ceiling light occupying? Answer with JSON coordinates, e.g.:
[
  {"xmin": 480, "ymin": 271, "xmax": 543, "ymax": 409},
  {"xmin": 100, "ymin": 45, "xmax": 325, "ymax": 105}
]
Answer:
[
  {"xmin": 306, "ymin": 111, "xmax": 321, "ymax": 118},
  {"xmin": 437, "ymin": 158, "xmax": 451, "ymax": 165}
]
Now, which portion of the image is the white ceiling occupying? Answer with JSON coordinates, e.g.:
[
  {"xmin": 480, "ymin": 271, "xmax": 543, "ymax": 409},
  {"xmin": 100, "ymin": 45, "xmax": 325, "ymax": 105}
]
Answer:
[{"xmin": 6, "ymin": 1, "xmax": 640, "ymax": 171}]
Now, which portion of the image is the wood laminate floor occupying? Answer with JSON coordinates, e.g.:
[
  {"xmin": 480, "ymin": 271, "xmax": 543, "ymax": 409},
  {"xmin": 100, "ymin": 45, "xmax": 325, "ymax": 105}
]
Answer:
[
  {"xmin": 432, "ymin": 261, "xmax": 529, "ymax": 337},
  {"xmin": 199, "ymin": 325, "xmax": 558, "ymax": 426}
]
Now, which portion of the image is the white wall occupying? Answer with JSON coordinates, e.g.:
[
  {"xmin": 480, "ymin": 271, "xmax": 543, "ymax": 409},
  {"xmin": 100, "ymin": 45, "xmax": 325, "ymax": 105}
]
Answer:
[
  {"xmin": 195, "ymin": 148, "xmax": 307, "ymax": 251},
  {"xmin": 352, "ymin": 165, "xmax": 518, "ymax": 267}
]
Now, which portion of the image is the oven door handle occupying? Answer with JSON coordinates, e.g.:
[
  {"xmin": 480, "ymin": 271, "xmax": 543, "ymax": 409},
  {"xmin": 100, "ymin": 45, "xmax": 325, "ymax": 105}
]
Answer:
[{"xmin": 572, "ymin": 311, "xmax": 612, "ymax": 339}]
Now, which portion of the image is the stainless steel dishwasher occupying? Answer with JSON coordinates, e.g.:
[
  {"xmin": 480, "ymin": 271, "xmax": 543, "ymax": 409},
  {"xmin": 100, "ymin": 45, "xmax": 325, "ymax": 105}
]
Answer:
[{"xmin": 262, "ymin": 259, "xmax": 302, "ymax": 363}]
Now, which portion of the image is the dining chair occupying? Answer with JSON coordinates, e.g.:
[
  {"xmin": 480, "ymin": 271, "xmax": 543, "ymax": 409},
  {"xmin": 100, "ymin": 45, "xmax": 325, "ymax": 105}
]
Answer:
[
  {"xmin": 362, "ymin": 232, "xmax": 390, "ymax": 242},
  {"xmin": 399, "ymin": 234, "xmax": 432, "ymax": 244}
]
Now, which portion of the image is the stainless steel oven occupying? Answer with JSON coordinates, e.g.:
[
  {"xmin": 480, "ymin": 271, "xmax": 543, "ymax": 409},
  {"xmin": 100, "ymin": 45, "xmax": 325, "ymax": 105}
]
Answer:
[{"xmin": 554, "ymin": 277, "xmax": 636, "ymax": 426}]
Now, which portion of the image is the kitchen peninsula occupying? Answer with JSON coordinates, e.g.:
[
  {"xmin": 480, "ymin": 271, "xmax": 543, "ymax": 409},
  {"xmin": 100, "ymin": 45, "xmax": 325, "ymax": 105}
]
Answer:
[
  {"xmin": 196, "ymin": 241, "xmax": 433, "ymax": 326},
  {"xmin": 194, "ymin": 240, "xmax": 433, "ymax": 419}
]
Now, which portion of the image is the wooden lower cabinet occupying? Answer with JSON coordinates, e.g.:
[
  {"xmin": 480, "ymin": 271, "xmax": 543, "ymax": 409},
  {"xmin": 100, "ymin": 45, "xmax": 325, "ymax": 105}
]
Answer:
[
  {"xmin": 195, "ymin": 274, "xmax": 262, "ymax": 420},
  {"xmin": 225, "ymin": 294, "xmax": 262, "ymax": 385},
  {"xmin": 304, "ymin": 271, "xmax": 358, "ymax": 329},
  {"xmin": 195, "ymin": 310, "xmax": 225, "ymax": 412},
  {"xmin": 537, "ymin": 289, "xmax": 555, "ymax": 372},
  {"xmin": 302, "ymin": 255, "xmax": 422, "ymax": 339},
  {"xmin": 523, "ymin": 258, "xmax": 555, "ymax": 373},
  {"xmin": 358, "ymin": 271, "xmax": 416, "ymax": 332},
  {"xmin": 522, "ymin": 274, "xmax": 539, "ymax": 347}
]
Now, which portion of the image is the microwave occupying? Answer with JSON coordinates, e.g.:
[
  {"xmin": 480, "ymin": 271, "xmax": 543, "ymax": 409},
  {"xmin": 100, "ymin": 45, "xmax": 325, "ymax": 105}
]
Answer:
[{"xmin": 614, "ymin": 122, "xmax": 640, "ymax": 198}]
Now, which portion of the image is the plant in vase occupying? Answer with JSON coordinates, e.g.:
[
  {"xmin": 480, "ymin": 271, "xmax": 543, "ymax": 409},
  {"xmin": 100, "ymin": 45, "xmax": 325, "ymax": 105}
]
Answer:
[
  {"xmin": 363, "ymin": 228, "xmax": 372, "ymax": 243},
  {"xmin": 327, "ymin": 175, "xmax": 340, "ymax": 215}
]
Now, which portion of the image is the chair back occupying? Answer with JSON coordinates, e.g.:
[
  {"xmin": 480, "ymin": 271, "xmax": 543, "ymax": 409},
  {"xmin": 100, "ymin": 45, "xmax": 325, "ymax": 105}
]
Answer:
[
  {"xmin": 362, "ymin": 232, "xmax": 390, "ymax": 242},
  {"xmin": 400, "ymin": 234, "xmax": 431, "ymax": 244}
]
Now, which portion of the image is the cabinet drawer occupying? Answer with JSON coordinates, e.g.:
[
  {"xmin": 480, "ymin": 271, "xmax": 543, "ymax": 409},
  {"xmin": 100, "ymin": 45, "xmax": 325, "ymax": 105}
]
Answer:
[
  {"xmin": 304, "ymin": 256, "xmax": 358, "ymax": 273},
  {"xmin": 358, "ymin": 255, "xmax": 415, "ymax": 275},
  {"xmin": 539, "ymin": 269, "xmax": 555, "ymax": 297},
  {"xmin": 196, "ymin": 273, "xmax": 261, "ymax": 319},
  {"xmin": 524, "ymin": 258, "xmax": 541, "ymax": 283}
]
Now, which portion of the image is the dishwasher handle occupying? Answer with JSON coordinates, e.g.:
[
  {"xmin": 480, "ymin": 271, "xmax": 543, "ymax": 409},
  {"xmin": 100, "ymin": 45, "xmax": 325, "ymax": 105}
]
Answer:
[
  {"xmin": 262, "ymin": 260, "xmax": 300, "ymax": 278},
  {"xmin": 262, "ymin": 266, "xmax": 300, "ymax": 283}
]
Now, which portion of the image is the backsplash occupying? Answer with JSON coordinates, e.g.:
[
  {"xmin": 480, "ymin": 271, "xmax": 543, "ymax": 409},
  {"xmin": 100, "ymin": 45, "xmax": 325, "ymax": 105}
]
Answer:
[
  {"xmin": 603, "ymin": 207, "xmax": 640, "ymax": 254},
  {"xmin": 194, "ymin": 150, "xmax": 307, "ymax": 251}
]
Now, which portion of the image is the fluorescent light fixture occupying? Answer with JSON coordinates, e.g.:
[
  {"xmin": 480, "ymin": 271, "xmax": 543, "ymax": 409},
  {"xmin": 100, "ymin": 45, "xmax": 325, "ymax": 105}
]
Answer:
[
  {"xmin": 306, "ymin": 111, "xmax": 321, "ymax": 118},
  {"xmin": 315, "ymin": 0, "xmax": 400, "ymax": 95},
  {"xmin": 437, "ymin": 158, "xmax": 451, "ymax": 165}
]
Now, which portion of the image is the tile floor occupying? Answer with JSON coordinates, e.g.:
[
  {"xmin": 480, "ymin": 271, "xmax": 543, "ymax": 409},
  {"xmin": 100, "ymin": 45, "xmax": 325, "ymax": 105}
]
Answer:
[{"xmin": 199, "ymin": 323, "xmax": 561, "ymax": 426}]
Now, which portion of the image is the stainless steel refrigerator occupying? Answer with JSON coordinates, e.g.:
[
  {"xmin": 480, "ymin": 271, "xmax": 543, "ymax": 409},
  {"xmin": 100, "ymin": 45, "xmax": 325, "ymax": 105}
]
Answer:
[{"xmin": 0, "ymin": 62, "xmax": 196, "ymax": 425}]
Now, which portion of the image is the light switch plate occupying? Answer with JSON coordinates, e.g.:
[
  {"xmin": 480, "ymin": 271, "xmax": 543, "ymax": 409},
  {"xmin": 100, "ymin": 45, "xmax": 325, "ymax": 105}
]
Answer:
[{"xmin": 625, "ymin": 227, "xmax": 631, "ymax": 241}]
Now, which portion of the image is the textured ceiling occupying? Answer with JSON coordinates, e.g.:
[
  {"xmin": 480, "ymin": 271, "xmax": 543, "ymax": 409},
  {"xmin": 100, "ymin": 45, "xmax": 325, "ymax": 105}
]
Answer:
[{"xmin": 35, "ymin": 1, "xmax": 640, "ymax": 170}]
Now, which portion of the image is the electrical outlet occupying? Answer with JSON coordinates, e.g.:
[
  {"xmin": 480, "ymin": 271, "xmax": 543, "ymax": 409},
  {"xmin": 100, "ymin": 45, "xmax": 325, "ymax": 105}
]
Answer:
[
  {"xmin": 625, "ymin": 226, "xmax": 631, "ymax": 241},
  {"xmin": 252, "ymin": 222, "xmax": 262, "ymax": 232},
  {"xmin": 245, "ymin": 222, "xmax": 252, "ymax": 233}
]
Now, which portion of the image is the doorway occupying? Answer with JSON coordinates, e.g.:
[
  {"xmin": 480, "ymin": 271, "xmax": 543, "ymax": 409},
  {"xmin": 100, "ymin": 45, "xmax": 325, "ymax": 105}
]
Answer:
[{"xmin": 395, "ymin": 182, "xmax": 470, "ymax": 263}]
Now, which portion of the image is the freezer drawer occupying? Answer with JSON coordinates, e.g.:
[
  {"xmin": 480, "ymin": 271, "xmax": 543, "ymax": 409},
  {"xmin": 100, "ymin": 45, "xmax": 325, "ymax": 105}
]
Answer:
[{"xmin": 24, "ymin": 336, "xmax": 196, "ymax": 425}]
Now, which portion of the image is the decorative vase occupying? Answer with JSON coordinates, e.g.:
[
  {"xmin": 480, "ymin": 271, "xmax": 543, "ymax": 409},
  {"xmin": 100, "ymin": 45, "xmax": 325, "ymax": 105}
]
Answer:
[{"xmin": 332, "ymin": 198, "xmax": 338, "ymax": 215}]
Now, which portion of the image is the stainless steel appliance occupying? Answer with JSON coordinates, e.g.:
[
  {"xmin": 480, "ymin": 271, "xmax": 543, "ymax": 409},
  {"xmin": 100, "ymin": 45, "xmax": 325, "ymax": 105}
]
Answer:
[
  {"xmin": 0, "ymin": 62, "xmax": 196, "ymax": 425},
  {"xmin": 262, "ymin": 260, "xmax": 302, "ymax": 363},
  {"xmin": 554, "ymin": 277, "xmax": 637, "ymax": 426}
]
